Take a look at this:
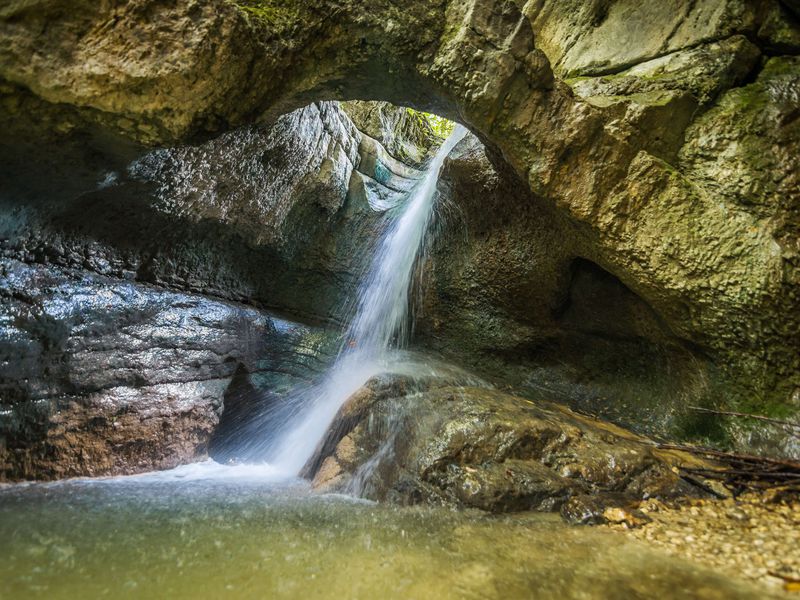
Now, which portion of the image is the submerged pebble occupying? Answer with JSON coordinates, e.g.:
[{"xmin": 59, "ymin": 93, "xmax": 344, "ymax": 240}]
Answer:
[{"xmin": 603, "ymin": 491, "xmax": 800, "ymax": 593}]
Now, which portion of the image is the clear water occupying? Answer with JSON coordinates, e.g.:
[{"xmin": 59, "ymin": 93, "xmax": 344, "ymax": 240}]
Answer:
[
  {"xmin": 264, "ymin": 127, "xmax": 469, "ymax": 474},
  {"xmin": 0, "ymin": 470, "xmax": 772, "ymax": 599}
]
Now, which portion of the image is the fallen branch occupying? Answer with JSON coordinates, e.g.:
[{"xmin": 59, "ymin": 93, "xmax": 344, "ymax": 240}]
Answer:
[
  {"xmin": 682, "ymin": 467, "xmax": 800, "ymax": 480},
  {"xmin": 677, "ymin": 472, "xmax": 729, "ymax": 499},
  {"xmin": 658, "ymin": 444, "xmax": 800, "ymax": 469},
  {"xmin": 657, "ymin": 443, "xmax": 800, "ymax": 496},
  {"xmin": 768, "ymin": 571, "xmax": 800, "ymax": 584},
  {"xmin": 688, "ymin": 406, "xmax": 800, "ymax": 438}
]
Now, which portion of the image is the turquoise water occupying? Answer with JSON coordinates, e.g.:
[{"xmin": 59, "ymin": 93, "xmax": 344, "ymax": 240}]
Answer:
[{"xmin": 0, "ymin": 464, "xmax": 770, "ymax": 599}]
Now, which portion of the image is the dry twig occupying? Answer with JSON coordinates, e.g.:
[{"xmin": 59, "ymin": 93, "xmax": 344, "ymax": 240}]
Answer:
[{"xmin": 658, "ymin": 443, "xmax": 800, "ymax": 495}]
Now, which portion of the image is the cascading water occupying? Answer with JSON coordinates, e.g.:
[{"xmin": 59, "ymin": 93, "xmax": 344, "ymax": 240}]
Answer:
[{"xmin": 266, "ymin": 124, "xmax": 468, "ymax": 475}]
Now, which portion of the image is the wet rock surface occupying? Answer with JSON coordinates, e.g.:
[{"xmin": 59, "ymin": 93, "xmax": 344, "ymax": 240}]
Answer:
[
  {"xmin": 0, "ymin": 96, "xmax": 441, "ymax": 479},
  {"xmin": 0, "ymin": 260, "xmax": 337, "ymax": 480},
  {"xmin": 304, "ymin": 375, "xmax": 711, "ymax": 513},
  {"xmin": 420, "ymin": 136, "xmax": 714, "ymax": 444},
  {"xmin": 0, "ymin": 0, "xmax": 799, "ymax": 469},
  {"xmin": 0, "ymin": 100, "xmax": 433, "ymax": 322}
]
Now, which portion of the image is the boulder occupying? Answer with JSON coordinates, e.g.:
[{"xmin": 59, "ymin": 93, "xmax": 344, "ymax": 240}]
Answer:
[
  {"xmin": 0, "ymin": 260, "xmax": 338, "ymax": 480},
  {"xmin": 304, "ymin": 375, "xmax": 710, "ymax": 514}
]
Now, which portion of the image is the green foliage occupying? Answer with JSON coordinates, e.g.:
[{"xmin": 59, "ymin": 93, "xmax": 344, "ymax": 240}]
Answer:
[{"xmin": 406, "ymin": 108, "xmax": 455, "ymax": 139}]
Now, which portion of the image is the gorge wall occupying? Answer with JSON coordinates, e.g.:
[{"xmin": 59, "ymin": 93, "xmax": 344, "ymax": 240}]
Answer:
[
  {"xmin": 0, "ymin": 100, "xmax": 438, "ymax": 478},
  {"xmin": 1, "ymin": 0, "xmax": 799, "ymax": 476}
]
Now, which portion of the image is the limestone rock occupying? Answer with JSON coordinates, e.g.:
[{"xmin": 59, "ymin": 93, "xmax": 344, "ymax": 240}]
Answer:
[
  {"xmin": 568, "ymin": 36, "xmax": 761, "ymax": 104},
  {"xmin": 526, "ymin": 0, "xmax": 757, "ymax": 78},
  {"xmin": 1, "ymin": 0, "xmax": 799, "ymax": 457},
  {"xmin": 758, "ymin": 1, "xmax": 800, "ymax": 52},
  {"xmin": 0, "ymin": 260, "xmax": 337, "ymax": 480},
  {"xmin": 418, "ymin": 136, "xmax": 714, "ymax": 448},
  {"xmin": 342, "ymin": 101, "xmax": 440, "ymax": 168},
  {"xmin": 0, "ymin": 98, "xmax": 429, "ymax": 321},
  {"xmin": 680, "ymin": 57, "xmax": 800, "ymax": 222},
  {"xmin": 304, "ymin": 375, "xmax": 709, "ymax": 513}
]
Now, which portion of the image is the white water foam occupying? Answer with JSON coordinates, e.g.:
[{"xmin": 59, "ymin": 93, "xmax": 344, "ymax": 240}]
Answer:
[{"xmin": 266, "ymin": 125, "xmax": 468, "ymax": 475}]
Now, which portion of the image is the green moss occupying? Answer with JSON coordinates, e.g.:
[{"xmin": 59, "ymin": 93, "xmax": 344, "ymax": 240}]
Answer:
[
  {"xmin": 726, "ymin": 86, "xmax": 768, "ymax": 113},
  {"xmin": 718, "ymin": 57, "xmax": 800, "ymax": 114},
  {"xmin": 760, "ymin": 55, "xmax": 800, "ymax": 78},
  {"xmin": 229, "ymin": 0, "xmax": 305, "ymax": 30},
  {"xmin": 675, "ymin": 410, "xmax": 730, "ymax": 449}
]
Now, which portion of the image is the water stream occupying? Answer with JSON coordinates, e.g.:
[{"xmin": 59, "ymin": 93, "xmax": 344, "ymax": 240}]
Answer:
[{"xmin": 263, "ymin": 125, "xmax": 468, "ymax": 475}]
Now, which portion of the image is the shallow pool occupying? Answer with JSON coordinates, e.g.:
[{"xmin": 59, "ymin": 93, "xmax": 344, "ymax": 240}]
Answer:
[{"xmin": 0, "ymin": 462, "xmax": 771, "ymax": 599}]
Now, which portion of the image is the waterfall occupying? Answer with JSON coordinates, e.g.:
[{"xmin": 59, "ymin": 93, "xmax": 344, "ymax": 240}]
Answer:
[{"xmin": 267, "ymin": 125, "xmax": 468, "ymax": 475}]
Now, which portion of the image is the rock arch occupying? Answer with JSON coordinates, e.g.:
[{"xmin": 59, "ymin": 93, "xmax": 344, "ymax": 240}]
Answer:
[{"xmin": 1, "ymin": 0, "xmax": 798, "ymax": 449}]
